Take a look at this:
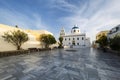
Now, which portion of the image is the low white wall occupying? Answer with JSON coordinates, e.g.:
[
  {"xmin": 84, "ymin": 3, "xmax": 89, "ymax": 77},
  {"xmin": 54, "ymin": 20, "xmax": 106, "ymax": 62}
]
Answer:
[
  {"xmin": 0, "ymin": 37, "xmax": 43, "ymax": 51},
  {"xmin": 0, "ymin": 36, "xmax": 16, "ymax": 51},
  {"xmin": 0, "ymin": 24, "xmax": 54, "ymax": 51},
  {"xmin": 22, "ymin": 41, "xmax": 43, "ymax": 49},
  {"xmin": 0, "ymin": 32, "xmax": 43, "ymax": 51}
]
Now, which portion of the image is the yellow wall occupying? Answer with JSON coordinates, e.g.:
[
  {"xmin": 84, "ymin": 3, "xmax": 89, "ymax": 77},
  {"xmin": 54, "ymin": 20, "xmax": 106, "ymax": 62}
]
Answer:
[
  {"xmin": 0, "ymin": 24, "xmax": 53, "ymax": 51},
  {"xmin": 96, "ymin": 31, "xmax": 109, "ymax": 40}
]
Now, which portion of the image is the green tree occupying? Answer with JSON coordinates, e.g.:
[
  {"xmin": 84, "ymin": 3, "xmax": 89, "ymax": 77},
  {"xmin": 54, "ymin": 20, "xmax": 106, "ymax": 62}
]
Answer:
[
  {"xmin": 109, "ymin": 35, "xmax": 120, "ymax": 51},
  {"xmin": 96, "ymin": 35, "xmax": 108, "ymax": 48},
  {"xmin": 58, "ymin": 37, "xmax": 63, "ymax": 48},
  {"xmin": 39, "ymin": 34, "xmax": 56, "ymax": 48},
  {"xmin": 2, "ymin": 30, "xmax": 29, "ymax": 50}
]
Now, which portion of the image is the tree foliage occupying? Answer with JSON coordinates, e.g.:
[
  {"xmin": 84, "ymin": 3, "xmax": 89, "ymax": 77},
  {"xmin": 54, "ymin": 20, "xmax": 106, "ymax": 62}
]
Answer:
[
  {"xmin": 58, "ymin": 37, "xmax": 63, "ymax": 48},
  {"xmin": 59, "ymin": 37, "xmax": 63, "ymax": 44},
  {"xmin": 2, "ymin": 30, "xmax": 29, "ymax": 50},
  {"xmin": 39, "ymin": 34, "xmax": 56, "ymax": 48},
  {"xmin": 109, "ymin": 35, "xmax": 120, "ymax": 51},
  {"xmin": 96, "ymin": 35, "xmax": 108, "ymax": 47}
]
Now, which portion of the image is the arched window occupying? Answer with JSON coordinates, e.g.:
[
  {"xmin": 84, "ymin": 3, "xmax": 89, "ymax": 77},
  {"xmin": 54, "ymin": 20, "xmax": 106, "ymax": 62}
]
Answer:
[
  {"xmin": 82, "ymin": 37, "xmax": 84, "ymax": 40},
  {"xmin": 74, "ymin": 30, "xmax": 76, "ymax": 32},
  {"xmin": 73, "ymin": 38, "xmax": 75, "ymax": 40}
]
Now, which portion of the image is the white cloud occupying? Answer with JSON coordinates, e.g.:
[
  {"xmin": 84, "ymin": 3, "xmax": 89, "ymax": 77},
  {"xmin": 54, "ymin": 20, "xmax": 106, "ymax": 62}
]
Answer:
[
  {"xmin": 1, "ymin": 0, "xmax": 120, "ymax": 42},
  {"xmin": 0, "ymin": 8, "xmax": 48, "ymax": 30},
  {"xmin": 59, "ymin": 0, "xmax": 120, "ymax": 41},
  {"xmin": 49, "ymin": 0, "xmax": 80, "ymax": 13}
]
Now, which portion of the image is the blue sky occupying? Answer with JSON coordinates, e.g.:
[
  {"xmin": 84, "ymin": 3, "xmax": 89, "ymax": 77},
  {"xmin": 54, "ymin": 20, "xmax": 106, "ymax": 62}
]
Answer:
[{"xmin": 0, "ymin": 0, "xmax": 120, "ymax": 41}]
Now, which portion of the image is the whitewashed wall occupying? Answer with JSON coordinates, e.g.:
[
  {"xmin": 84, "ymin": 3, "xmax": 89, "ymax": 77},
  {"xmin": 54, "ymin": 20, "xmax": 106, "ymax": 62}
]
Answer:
[
  {"xmin": 63, "ymin": 35, "xmax": 91, "ymax": 48},
  {"xmin": 63, "ymin": 35, "xmax": 85, "ymax": 46},
  {"xmin": 0, "ymin": 24, "xmax": 53, "ymax": 51},
  {"xmin": 0, "ymin": 32, "xmax": 42, "ymax": 51},
  {"xmin": 0, "ymin": 36, "xmax": 17, "ymax": 51}
]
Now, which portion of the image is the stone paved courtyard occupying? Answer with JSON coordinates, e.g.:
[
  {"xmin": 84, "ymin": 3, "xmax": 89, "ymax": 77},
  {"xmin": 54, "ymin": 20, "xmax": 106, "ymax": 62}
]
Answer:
[{"xmin": 0, "ymin": 48, "xmax": 120, "ymax": 80}]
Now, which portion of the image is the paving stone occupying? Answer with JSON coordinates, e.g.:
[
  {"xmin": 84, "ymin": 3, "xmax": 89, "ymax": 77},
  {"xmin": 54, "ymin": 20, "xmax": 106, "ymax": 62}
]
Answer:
[
  {"xmin": 0, "ymin": 48, "xmax": 120, "ymax": 80},
  {"xmin": 84, "ymin": 67, "xmax": 100, "ymax": 80}
]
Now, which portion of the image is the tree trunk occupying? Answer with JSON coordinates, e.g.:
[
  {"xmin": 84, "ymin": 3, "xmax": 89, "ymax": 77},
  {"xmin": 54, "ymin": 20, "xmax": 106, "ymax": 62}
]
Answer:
[
  {"xmin": 17, "ymin": 46, "xmax": 21, "ymax": 50},
  {"xmin": 45, "ymin": 44, "xmax": 49, "ymax": 49}
]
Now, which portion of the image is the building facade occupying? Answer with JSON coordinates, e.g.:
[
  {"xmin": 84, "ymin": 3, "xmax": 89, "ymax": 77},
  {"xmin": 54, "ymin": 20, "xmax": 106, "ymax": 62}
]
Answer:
[
  {"xmin": 0, "ymin": 24, "xmax": 53, "ymax": 51},
  {"xmin": 107, "ymin": 24, "xmax": 120, "ymax": 39},
  {"xmin": 61, "ymin": 25, "xmax": 91, "ymax": 48}
]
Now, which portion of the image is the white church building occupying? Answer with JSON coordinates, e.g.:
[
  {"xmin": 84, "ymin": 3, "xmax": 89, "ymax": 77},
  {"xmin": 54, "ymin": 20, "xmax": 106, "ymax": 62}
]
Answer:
[{"xmin": 60, "ymin": 25, "xmax": 91, "ymax": 48}]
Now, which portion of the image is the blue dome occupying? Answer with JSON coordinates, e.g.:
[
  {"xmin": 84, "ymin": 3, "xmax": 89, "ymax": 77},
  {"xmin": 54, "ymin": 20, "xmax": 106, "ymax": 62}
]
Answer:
[{"xmin": 72, "ymin": 26, "xmax": 79, "ymax": 29}]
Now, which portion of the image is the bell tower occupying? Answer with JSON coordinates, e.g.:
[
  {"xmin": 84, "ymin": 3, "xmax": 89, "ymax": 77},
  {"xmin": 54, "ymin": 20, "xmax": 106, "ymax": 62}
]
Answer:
[{"xmin": 60, "ymin": 27, "xmax": 65, "ymax": 37}]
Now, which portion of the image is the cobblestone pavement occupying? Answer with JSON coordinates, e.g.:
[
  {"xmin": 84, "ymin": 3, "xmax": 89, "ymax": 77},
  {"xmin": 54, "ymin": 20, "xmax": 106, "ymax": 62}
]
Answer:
[{"xmin": 0, "ymin": 48, "xmax": 120, "ymax": 80}]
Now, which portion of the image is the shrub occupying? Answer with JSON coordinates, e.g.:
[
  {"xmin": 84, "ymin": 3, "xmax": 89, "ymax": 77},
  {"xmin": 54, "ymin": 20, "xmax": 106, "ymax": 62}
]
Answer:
[
  {"xmin": 96, "ymin": 35, "xmax": 108, "ymax": 48},
  {"xmin": 58, "ymin": 37, "xmax": 63, "ymax": 48},
  {"xmin": 39, "ymin": 34, "xmax": 56, "ymax": 48},
  {"xmin": 109, "ymin": 35, "xmax": 120, "ymax": 51}
]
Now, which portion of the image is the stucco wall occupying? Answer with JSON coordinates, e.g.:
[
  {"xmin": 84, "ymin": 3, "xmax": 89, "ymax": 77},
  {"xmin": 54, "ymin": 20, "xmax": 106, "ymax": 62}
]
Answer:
[
  {"xmin": 0, "ymin": 36, "xmax": 17, "ymax": 51},
  {"xmin": 0, "ymin": 24, "xmax": 53, "ymax": 51},
  {"xmin": 0, "ymin": 33, "xmax": 43, "ymax": 51},
  {"xmin": 63, "ymin": 35, "xmax": 86, "ymax": 46}
]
